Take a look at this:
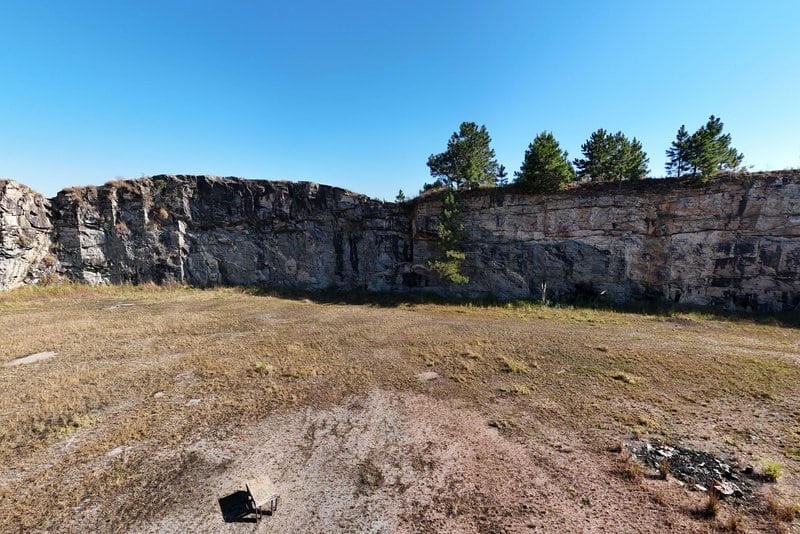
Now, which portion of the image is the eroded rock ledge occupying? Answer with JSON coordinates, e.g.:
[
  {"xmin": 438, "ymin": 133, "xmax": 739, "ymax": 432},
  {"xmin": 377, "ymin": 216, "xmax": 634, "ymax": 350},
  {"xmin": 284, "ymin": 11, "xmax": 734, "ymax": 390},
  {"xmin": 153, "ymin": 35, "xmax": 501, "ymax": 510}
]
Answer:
[{"xmin": 2, "ymin": 172, "xmax": 799, "ymax": 311}]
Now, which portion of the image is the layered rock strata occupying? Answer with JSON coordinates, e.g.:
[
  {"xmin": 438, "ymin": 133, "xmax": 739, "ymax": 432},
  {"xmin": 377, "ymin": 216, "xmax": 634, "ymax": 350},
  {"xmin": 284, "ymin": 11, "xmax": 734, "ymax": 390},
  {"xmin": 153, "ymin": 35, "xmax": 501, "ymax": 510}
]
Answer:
[
  {"xmin": 0, "ymin": 181, "xmax": 52, "ymax": 290},
  {"xmin": 413, "ymin": 173, "xmax": 800, "ymax": 310},
  {"xmin": 2, "ymin": 172, "xmax": 799, "ymax": 311},
  {"xmin": 48, "ymin": 176, "xmax": 411, "ymax": 291}
]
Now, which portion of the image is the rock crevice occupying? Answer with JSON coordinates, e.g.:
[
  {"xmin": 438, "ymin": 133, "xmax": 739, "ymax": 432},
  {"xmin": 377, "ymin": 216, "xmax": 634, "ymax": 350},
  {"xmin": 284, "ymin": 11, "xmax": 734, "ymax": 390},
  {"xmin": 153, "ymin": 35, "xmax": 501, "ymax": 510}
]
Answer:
[{"xmin": 2, "ymin": 172, "xmax": 799, "ymax": 311}]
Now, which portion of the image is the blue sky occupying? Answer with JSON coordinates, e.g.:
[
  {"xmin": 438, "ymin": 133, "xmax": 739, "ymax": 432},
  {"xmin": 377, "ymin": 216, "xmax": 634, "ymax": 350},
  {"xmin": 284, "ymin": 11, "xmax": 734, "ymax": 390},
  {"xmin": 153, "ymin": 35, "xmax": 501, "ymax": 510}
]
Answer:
[{"xmin": 1, "ymin": 1, "xmax": 799, "ymax": 199}]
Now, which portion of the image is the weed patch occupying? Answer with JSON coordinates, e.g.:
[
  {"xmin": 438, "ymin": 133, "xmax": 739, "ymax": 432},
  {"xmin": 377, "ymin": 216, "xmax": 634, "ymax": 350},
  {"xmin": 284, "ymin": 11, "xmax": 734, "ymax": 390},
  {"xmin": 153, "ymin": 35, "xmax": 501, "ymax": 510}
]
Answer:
[
  {"xmin": 501, "ymin": 357, "xmax": 531, "ymax": 374},
  {"xmin": 697, "ymin": 491, "xmax": 720, "ymax": 519},
  {"xmin": 500, "ymin": 384, "xmax": 532, "ymax": 396},
  {"xmin": 609, "ymin": 371, "xmax": 638, "ymax": 384},
  {"xmin": 762, "ymin": 460, "xmax": 783, "ymax": 482},
  {"xmin": 766, "ymin": 496, "xmax": 800, "ymax": 523}
]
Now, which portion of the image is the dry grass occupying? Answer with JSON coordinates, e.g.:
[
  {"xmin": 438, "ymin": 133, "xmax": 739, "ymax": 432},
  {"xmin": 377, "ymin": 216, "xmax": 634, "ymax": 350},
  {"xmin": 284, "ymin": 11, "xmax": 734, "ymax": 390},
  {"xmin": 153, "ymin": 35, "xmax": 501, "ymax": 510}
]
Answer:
[
  {"xmin": 659, "ymin": 457, "xmax": 671, "ymax": 480},
  {"xmin": 766, "ymin": 496, "xmax": 800, "ymax": 523},
  {"xmin": 609, "ymin": 371, "xmax": 638, "ymax": 384},
  {"xmin": 499, "ymin": 383, "xmax": 532, "ymax": 395},
  {"xmin": 719, "ymin": 512, "xmax": 748, "ymax": 533},
  {"xmin": 620, "ymin": 452, "xmax": 644, "ymax": 482},
  {"xmin": 698, "ymin": 491, "xmax": 721, "ymax": 519},
  {"xmin": 500, "ymin": 356, "xmax": 532, "ymax": 374},
  {"xmin": 1, "ymin": 285, "xmax": 799, "ymax": 531}
]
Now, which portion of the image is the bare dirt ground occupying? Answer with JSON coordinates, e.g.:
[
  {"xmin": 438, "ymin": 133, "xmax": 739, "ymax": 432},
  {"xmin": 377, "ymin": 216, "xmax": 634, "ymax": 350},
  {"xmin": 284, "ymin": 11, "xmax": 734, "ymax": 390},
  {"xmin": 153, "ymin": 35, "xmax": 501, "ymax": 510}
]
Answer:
[{"xmin": 1, "ymin": 285, "xmax": 799, "ymax": 533}]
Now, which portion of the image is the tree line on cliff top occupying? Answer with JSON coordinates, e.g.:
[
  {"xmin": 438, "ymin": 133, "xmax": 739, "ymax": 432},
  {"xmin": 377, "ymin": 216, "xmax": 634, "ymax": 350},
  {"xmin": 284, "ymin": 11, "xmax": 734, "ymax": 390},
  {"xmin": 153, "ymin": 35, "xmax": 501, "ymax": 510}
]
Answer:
[
  {"xmin": 418, "ymin": 116, "xmax": 744, "ymax": 284},
  {"xmin": 416, "ymin": 115, "xmax": 744, "ymax": 197}
]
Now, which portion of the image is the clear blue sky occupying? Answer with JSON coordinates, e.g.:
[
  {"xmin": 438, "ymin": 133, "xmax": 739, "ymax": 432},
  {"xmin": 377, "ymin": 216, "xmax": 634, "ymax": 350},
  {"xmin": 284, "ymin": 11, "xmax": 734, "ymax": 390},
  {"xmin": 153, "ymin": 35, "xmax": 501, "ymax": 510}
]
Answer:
[{"xmin": 1, "ymin": 1, "xmax": 799, "ymax": 199}]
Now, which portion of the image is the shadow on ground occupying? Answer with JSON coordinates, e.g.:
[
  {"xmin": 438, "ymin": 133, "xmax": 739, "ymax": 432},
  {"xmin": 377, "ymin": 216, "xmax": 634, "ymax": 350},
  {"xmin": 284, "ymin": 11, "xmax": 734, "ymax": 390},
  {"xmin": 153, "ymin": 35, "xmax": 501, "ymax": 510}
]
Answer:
[
  {"xmin": 218, "ymin": 491, "xmax": 256, "ymax": 523},
  {"xmin": 240, "ymin": 286, "xmax": 800, "ymax": 328}
]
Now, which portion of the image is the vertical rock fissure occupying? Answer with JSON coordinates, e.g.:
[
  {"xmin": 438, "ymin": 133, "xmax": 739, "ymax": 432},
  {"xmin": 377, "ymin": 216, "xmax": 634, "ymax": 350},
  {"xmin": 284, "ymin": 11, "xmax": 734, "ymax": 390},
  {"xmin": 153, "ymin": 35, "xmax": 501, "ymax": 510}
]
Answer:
[{"xmin": 1, "ymin": 173, "xmax": 799, "ymax": 311}]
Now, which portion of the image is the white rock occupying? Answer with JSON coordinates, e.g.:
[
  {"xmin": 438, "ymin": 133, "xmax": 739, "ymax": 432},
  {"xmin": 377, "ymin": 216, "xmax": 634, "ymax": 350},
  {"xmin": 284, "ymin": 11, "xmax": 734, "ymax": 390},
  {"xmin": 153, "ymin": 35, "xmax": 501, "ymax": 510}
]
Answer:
[
  {"xmin": 4, "ymin": 351, "xmax": 58, "ymax": 366},
  {"xmin": 417, "ymin": 371, "xmax": 440, "ymax": 381},
  {"xmin": 107, "ymin": 446, "xmax": 126, "ymax": 458}
]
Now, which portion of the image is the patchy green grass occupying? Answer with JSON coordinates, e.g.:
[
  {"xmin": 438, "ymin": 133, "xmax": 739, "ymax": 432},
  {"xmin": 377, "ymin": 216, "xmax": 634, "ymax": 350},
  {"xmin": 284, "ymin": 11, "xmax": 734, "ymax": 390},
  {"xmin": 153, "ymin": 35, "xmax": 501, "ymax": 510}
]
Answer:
[
  {"xmin": 501, "ymin": 356, "xmax": 532, "ymax": 374},
  {"xmin": 609, "ymin": 371, "xmax": 638, "ymax": 384},
  {"xmin": 500, "ymin": 384, "xmax": 532, "ymax": 396},
  {"xmin": 762, "ymin": 460, "xmax": 783, "ymax": 482}
]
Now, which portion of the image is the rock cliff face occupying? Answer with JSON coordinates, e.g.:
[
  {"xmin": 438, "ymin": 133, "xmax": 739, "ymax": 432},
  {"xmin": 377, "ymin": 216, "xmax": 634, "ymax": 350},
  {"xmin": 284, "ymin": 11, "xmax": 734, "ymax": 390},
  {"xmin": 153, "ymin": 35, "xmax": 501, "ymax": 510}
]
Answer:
[
  {"xmin": 48, "ymin": 176, "xmax": 411, "ymax": 291},
  {"xmin": 2, "ymin": 172, "xmax": 799, "ymax": 311},
  {"xmin": 412, "ymin": 173, "xmax": 800, "ymax": 311},
  {"xmin": 0, "ymin": 181, "xmax": 52, "ymax": 290}
]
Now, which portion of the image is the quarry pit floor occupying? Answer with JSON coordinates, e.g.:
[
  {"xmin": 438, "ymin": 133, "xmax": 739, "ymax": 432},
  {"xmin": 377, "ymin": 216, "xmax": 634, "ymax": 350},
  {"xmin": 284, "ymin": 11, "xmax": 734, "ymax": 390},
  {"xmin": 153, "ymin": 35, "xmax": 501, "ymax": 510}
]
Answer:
[{"xmin": 1, "ymin": 285, "xmax": 799, "ymax": 532}]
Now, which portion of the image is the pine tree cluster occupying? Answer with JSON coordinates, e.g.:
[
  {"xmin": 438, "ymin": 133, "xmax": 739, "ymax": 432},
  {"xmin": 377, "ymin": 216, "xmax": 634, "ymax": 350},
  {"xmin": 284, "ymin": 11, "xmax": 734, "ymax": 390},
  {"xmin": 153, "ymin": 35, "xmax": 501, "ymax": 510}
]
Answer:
[
  {"xmin": 665, "ymin": 116, "xmax": 744, "ymax": 181},
  {"xmin": 424, "ymin": 116, "xmax": 743, "ymax": 196},
  {"xmin": 573, "ymin": 129, "xmax": 649, "ymax": 183},
  {"xmin": 421, "ymin": 117, "xmax": 743, "ymax": 283}
]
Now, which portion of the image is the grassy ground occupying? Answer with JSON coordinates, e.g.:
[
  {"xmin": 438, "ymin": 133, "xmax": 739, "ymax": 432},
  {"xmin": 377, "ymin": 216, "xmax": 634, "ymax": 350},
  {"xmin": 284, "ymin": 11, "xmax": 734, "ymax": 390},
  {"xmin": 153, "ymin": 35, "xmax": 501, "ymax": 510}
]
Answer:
[{"xmin": 1, "ymin": 284, "xmax": 799, "ymax": 532}]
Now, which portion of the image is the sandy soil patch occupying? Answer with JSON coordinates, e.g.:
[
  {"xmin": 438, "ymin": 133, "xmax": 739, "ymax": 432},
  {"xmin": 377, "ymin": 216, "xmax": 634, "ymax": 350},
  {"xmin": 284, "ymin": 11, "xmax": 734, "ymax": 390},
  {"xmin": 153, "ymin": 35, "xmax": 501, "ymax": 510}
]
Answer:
[{"xmin": 137, "ymin": 389, "xmax": 704, "ymax": 533}]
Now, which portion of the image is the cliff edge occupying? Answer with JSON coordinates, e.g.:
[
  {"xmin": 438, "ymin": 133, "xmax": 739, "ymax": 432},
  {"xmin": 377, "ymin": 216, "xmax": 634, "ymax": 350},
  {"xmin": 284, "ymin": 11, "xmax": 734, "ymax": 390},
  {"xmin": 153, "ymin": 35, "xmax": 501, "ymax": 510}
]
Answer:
[{"xmin": 2, "ymin": 172, "xmax": 799, "ymax": 311}]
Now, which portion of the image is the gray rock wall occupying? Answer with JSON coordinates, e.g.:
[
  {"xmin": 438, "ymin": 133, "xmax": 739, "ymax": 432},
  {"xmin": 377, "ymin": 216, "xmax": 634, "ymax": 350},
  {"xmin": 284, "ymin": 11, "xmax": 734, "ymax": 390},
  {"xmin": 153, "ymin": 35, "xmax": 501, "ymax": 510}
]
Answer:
[
  {"xmin": 0, "ymin": 181, "xmax": 52, "ymax": 290},
  {"xmin": 48, "ymin": 176, "xmax": 412, "ymax": 291},
  {"xmin": 412, "ymin": 173, "xmax": 800, "ymax": 310},
  {"xmin": 2, "ymin": 172, "xmax": 799, "ymax": 311}
]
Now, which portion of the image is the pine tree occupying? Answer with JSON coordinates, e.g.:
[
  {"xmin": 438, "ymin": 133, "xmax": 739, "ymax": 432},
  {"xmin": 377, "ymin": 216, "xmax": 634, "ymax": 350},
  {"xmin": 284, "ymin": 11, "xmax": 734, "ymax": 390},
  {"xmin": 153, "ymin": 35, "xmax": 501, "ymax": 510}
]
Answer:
[
  {"xmin": 620, "ymin": 136, "xmax": 649, "ymax": 181},
  {"xmin": 574, "ymin": 129, "xmax": 613, "ymax": 182},
  {"xmin": 665, "ymin": 125, "xmax": 691, "ymax": 177},
  {"xmin": 574, "ymin": 129, "xmax": 649, "ymax": 182},
  {"xmin": 683, "ymin": 115, "xmax": 744, "ymax": 181},
  {"xmin": 497, "ymin": 164, "xmax": 508, "ymax": 186},
  {"xmin": 427, "ymin": 122, "xmax": 500, "ymax": 190},
  {"xmin": 429, "ymin": 189, "xmax": 469, "ymax": 284},
  {"xmin": 514, "ymin": 131, "xmax": 575, "ymax": 193}
]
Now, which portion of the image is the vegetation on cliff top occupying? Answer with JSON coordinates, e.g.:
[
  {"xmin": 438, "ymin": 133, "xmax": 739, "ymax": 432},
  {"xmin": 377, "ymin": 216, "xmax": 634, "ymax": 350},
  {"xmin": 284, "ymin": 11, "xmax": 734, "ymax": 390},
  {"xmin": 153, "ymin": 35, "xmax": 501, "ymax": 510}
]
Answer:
[
  {"xmin": 426, "ymin": 121, "xmax": 500, "ymax": 191},
  {"xmin": 514, "ymin": 132, "xmax": 575, "ymax": 194},
  {"xmin": 665, "ymin": 115, "xmax": 745, "ymax": 181},
  {"xmin": 421, "ymin": 115, "xmax": 744, "ymax": 197},
  {"xmin": 420, "ymin": 116, "xmax": 745, "ymax": 283}
]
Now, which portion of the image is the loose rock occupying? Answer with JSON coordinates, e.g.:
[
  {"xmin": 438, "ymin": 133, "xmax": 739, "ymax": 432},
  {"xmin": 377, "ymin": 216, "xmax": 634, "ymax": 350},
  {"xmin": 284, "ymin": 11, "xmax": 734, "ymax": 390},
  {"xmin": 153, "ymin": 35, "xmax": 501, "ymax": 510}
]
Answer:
[
  {"xmin": 631, "ymin": 441, "xmax": 755, "ymax": 498},
  {"xmin": 107, "ymin": 446, "xmax": 126, "ymax": 458},
  {"xmin": 4, "ymin": 351, "xmax": 58, "ymax": 366},
  {"xmin": 417, "ymin": 371, "xmax": 440, "ymax": 381}
]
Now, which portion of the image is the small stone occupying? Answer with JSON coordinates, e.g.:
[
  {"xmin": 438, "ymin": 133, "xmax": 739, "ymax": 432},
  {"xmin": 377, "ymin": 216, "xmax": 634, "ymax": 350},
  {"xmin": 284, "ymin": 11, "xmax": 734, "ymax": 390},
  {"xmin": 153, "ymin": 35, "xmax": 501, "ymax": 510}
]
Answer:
[
  {"xmin": 713, "ymin": 481, "xmax": 740, "ymax": 497},
  {"xmin": 186, "ymin": 399, "xmax": 201, "ymax": 406},
  {"xmin": 107, "ymin": 446, "xmax": 125, "ymax": 458},
  {"xmin": 417, "ymin": 371, "xmax": 440, "ymax": 381},
  {"xmin": 106, "ymin": 303, "xmax": 134, "ymax": 309},
  {"xmin": 691, "ymin": 484, "xmax": 707, "ymax": 492},
  {"xmin": 153, "ymin": 391, "xmax": 165, "ymax": 398},
  {"xmin": 742, "ymin": 465, "xmax": 754, "ymax": 475},
  {"xmin": 4, "ymin": 351, "xmax": 58, "ymax": 366}
]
